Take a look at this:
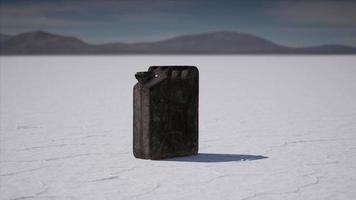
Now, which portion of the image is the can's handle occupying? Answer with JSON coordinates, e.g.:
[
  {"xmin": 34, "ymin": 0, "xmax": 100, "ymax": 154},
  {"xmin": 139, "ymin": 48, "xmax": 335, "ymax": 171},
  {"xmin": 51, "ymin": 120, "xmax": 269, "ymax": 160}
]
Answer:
[{"xmin": 135, "ymin": 71, "xmax": 154, "ymax": 84}]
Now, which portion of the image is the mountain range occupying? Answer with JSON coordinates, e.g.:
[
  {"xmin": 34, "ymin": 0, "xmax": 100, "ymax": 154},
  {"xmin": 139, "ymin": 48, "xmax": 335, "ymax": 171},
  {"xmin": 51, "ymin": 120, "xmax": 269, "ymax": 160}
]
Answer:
[{"xmin": 1, "ymin": 31, "xmax": 356, "ymax": 55}]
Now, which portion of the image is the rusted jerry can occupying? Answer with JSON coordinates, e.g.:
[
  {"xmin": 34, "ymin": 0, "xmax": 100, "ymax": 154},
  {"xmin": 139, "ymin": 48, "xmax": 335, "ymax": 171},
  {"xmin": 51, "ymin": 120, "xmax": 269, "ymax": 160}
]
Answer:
[{"xmin": 133, "ymin": 66, "xmax": 199, "ymax": 159}]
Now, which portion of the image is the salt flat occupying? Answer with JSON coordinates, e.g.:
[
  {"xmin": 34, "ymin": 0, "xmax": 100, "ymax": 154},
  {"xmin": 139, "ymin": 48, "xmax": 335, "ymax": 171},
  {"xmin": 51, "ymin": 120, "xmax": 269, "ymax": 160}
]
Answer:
[{"xmin": 1, "ymin": 56, "xmax": 356, "ymax": 200}]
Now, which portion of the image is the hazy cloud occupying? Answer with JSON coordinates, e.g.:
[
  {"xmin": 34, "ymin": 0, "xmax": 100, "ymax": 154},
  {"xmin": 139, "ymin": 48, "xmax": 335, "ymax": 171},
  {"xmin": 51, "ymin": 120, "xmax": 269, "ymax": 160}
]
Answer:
[
  {"xmin": 0, "ymin": 4, "xmax": 92, "ymax": 28},
  {"xmin": 270, "ymin": 0, "xmax": 356, "ymax": 26},
  {"xmin": 0, "ymin": 0, "xmax": 193, "ymax": 28}
]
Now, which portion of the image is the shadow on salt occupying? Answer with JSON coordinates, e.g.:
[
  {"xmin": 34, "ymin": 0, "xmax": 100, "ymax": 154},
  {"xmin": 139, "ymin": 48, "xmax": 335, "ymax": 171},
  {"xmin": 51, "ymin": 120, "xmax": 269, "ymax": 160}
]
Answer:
[{"xmin": 165, "ymin": 153, "xmax": 268, "ymax": 163}]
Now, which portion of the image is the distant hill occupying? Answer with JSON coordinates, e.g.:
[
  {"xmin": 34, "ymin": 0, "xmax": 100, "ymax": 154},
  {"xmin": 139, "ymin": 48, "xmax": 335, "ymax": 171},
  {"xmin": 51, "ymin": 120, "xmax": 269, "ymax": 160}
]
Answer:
[
  {"xmin": 0, "ymin": 31, "xmax": 96, "ymax": 54},
  {"xmin": 1, "ymin": 30, "xmax": 356, "ymax": 55},
  {"xmin": 103, "ymin": 31, "xmax": 287, "ymax": 54},
  {"xmin": 290, "ymin": 44, "xmax": 356, "ymax": 54},
  {"xmin": 0, "ymin": 33, "xmax": 11, "ymax": 43}
]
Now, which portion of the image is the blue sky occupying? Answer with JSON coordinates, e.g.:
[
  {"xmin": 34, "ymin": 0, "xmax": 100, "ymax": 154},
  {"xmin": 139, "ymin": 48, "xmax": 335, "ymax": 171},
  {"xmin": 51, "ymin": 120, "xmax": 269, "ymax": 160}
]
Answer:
[{"xmin": 0, "ymin": 0, "xmax": 356, "ymax": 47}]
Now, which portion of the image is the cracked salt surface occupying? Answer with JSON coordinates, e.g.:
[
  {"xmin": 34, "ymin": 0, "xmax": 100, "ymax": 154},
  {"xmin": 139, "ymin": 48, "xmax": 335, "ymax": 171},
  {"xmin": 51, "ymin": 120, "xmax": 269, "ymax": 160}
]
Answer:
[{"xmin": 1, "ymin": 56, "xmax": 356, "ymax": 200}]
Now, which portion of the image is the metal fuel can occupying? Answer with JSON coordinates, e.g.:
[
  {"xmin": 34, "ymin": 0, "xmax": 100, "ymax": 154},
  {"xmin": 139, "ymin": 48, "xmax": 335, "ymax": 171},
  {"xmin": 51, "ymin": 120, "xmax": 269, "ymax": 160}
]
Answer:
[{"xmin": 133, "ymin": 66, "xmax": 199, "ymax": 159}]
